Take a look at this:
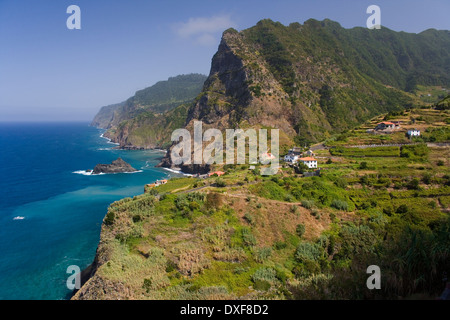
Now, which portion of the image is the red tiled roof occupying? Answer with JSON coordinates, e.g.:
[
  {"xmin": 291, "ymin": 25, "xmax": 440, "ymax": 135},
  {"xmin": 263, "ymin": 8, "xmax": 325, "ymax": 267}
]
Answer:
[
  {"xmin": 378, "ymin": 122, "xmax": 395, "ymax": 125},
  {"xmin": 208, "ymin": 171, "xmax": 225, "ymax": 176}
]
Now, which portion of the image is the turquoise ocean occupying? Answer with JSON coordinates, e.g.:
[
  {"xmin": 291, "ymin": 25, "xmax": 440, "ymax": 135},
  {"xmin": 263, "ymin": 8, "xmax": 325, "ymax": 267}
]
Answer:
[{"xmin": 0, "ymin": 122, "xmax": 179, "ymax": 299}]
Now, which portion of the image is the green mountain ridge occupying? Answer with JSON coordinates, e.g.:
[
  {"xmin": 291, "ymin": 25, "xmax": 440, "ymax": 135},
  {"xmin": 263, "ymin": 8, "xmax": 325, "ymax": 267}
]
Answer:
[
  {"xmin": 91, "ymin": 18, "xmax": 449, "ymax": 163},
  {"xmin": 158, "ymin": 18, "xmax": 449, "ymax": 172},
  {"xmin": 91, "ymin": 74, "xmax": 207, "ymax": 149}
]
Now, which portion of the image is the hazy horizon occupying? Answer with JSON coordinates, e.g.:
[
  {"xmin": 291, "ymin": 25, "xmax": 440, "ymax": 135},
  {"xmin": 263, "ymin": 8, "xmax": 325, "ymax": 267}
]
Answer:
[{"xmin": 1, "ymin": 0, "xmax": 449, "ymax": 122}]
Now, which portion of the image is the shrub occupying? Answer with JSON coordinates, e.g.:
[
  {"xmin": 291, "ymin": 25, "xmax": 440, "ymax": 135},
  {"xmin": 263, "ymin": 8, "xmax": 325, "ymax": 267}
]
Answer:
[
  {"xmin": 359, "ymin": 162, "xmax": 368, "ymax": 170},
  {"xmin": 244, "ymin": 213, "xmax": 255, "ymax": 225},
  {"xmin": 255, "ymin": 247, "xmax": 273, "ymax": 263},
  {"xmin": 213, "ymin": 248, "xmax": 247, "ymax": 262},
  {"xmin": 360, "ymin": 175, "xmax": 371, "ymax": 186},
  {"xmin": 326, "ymin": 158, "xmax": 333, "ymax": 164},
  {"xmin": 422, "ymin": 173, "xmax": 432, "ymax": 185},
  {"xmin": 242, "ymin": 228, "xmax": 257, "ymax": 247},
  {"xmin": 206, "ymin": 193, "xmax": 223, "ymax": 209},
  {"xmin": 215, "ymin": 178, "xmax": 226, "ymax": 188},
  {"xmin": 406, "ymin": 178, "xmax": 420, "ymax": 190},
  {"xmin": 275, "ymin": 268, "xmax": 288, "ymax": 284},
  {"xmin": 284, "ymin": 194, "xmax": 295, "ymax": 202},
  {"xmin": 295, "ymin": 242, "xmax": 323, "ymax": 263},
  {"xmin": 335, "ymin": 178, "xmax": 348, "ymax": 189},
  {"xmin": 252, "ymin": 267, "xmax": 277, "ymax": 283},
  {"xmin": 331, "ymin": 199, "xmax": 349, "ymax": 211},
  {"xmin": 301, "ymin": 199, "xmax": 315, "ymax": 209},
  {"xmin": 296, "ymin": 224, "xmax": 306, "ymax": 238},
  {"xmin": 396, "ymin": 204, "xmax": 409, "ymax": 214},
  {"xmin": 274, "ymin": 241, "xmax": 287, "ymax": 250},
  {"xmin": 253, "ymin": 280, "xmax": 271, "ymax": 291},
  {"xmin": 175, "ymin": 194, "xmax": 190, "ymax": 211},
  {"xmin": 104, "ymin": 210, "xmax": 115, "ymax": 226}
]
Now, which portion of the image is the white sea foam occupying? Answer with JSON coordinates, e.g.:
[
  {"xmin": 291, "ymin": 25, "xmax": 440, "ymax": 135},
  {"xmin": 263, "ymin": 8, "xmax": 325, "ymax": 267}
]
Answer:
[
  {"xmin": 123, "ymin": 170, "xmax": 144, "ymax": 174},
  {"xmin": 73, "ymin": 170, "xmax": 95, "ymax": 176},
  {"xmin": 162, "ymin": 167, "xmax": 193, "ymax": 176},
  {"xmin": 73, "ymin": 170, "xmax": 143, "ymax": 176},
  {"xmin": 99, "ymin": 132, "xmax": 119, "ymax": 145}
]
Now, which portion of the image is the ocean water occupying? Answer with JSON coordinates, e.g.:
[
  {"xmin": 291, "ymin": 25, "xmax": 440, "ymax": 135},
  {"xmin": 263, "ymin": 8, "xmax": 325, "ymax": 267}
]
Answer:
[{"xmin": 0, "ymin": 122, "xmax": 179, "ymax": 300}]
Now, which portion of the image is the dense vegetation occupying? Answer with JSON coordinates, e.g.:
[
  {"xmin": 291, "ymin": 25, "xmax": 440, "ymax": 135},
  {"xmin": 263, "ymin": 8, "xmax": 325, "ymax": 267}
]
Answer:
[
  {"xmin": 436, "ymin": 95, "xmax": 450, "ymax": 110},
  {"xmin": 75, "ymin": 107, "xmax": 450, "ymax": 300},
  {"xmin": 132, "ymin": 74, "xmax": 208, "ymax": 114}
]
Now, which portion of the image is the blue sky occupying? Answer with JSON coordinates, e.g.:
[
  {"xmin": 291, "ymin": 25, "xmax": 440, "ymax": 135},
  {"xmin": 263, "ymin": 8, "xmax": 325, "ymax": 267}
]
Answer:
[{"xmin": 0, "ymin": 0, "xmax": 449, "ymax": 122}]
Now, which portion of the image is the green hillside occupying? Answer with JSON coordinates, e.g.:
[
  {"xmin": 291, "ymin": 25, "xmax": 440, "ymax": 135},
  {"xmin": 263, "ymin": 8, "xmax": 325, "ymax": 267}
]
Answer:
[
  {"xmin": 91, "ymin": 74, "xmax": 207, "ymax": 148},
  {"xmin": 75, "ymin": 106, "xmax": 450, "ymax": 300}
]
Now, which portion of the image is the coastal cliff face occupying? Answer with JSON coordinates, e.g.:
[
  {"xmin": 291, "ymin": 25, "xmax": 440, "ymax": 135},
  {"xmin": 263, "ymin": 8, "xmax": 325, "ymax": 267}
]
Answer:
[
  {"xmin": 91, "ymin": 102, "xmax": 125, "ymax": 129},
  {"xmin": 91, "ymin": 74, "xmax": 207, "ymax": 149},
  {"xmin": 71, "ymin": 183, "xmax": 336, "ymax": 300}
]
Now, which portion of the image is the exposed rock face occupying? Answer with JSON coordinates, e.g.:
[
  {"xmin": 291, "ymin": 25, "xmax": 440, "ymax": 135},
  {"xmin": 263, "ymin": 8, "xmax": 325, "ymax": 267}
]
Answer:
[
  {"xmin": 92, "ymin": 158, "xmax": 138, "ymax": 175},
  {"xmin": 90, "ymin": 74, "xmax": 207, "ymax": 149},
  {"xmin": 90, "ymin": 102, "xmax": 125, "ymax": 129}
]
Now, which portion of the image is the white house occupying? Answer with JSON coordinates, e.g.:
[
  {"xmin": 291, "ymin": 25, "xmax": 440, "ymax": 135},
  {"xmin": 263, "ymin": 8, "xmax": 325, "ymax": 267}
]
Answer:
[
  {"xmin": 299, "ymin": 157, "xmax": 318, "ymax": 169},
  {"xmin": 304, "ymin": 149, "xmax": 315, "ymax": 157},
  {"xmin": 284, "ymin": 153, "xmax": 299, "ymax": 163},
  {"xmin": 376, "ymin": 122, "xmax": 396, "ymax": 131},
  {"xmin": 407, "ymin": 129, "xmax": 421, "ymax": 137}
]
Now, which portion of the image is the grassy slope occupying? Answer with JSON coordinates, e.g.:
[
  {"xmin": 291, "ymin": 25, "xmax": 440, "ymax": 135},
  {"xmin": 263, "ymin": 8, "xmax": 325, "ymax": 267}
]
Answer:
[{"xmin": 75, "ymin": 107, "xmax": 450, "ymax": 300}]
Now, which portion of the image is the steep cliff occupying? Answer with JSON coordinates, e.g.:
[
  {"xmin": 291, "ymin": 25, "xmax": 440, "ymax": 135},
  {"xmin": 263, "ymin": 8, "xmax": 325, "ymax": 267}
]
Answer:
[
  {"xmin": 159, "ymin": 19, "xmax": 450, "ymax": 172},
  {"xmin": 184, "ymin": 19, "xmax": 450, "ymax": 142},
  {"xmin": 91, "ymin": 74, "xmax": 207, "ymax": 149}
]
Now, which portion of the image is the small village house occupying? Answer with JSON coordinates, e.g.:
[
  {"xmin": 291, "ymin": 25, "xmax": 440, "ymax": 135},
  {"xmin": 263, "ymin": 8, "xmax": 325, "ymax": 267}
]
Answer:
[
  {"xmin": 145, "ymin": 179, "xmax": 168, "ymax": 190},
  {"xmin": 375, "ymin": 121, "xmax": 396, "ymax": 131},
  {"xmin": 407, "ymin": 129, "xmax": 421, "ymax": 137},
  {"xmin": 304, "ymin": 149, "xmax": 315, "ymax": 157},
  {"xmin": 284, "ymin": 153, "xmax": 299, "ymax": 163},
  {"xmin": 284, "ymin": 147, "xmax": 302, "ymax": 163},
  {"xmin": 208, "ymin": 171, "xmax": 225, "ymax": 177},
  {"xmin": 299, "ymin": 157, "xmax": 318, "ymax": 169}
]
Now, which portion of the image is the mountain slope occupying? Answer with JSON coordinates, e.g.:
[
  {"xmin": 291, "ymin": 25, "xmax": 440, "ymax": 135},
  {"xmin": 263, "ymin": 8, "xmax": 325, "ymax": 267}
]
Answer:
[
  {"xmin": 90, "ymin": 74, "xmax": 207, "ymax": 149},
  {"xmin": 74, "ymin": 106, "xmax": 450, "ymax": 300},
  {"xmin": 186, "ymin": 19, "xmax": 449, "ymax": 142},
  {"xmin": 159, "ymin": 19, "xmax": 450, "ymax": 172}
]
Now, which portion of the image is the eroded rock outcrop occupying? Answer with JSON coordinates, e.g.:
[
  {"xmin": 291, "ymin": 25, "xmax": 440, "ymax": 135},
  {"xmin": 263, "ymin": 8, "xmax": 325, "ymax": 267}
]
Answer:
[{"xmin": 92, "ymin": 158, "xmax": 138, "ymax": 175}]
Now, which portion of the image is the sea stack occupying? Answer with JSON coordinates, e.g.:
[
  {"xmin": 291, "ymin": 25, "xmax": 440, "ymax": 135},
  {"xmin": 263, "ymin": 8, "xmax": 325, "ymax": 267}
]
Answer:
[{"xmin": 92, "ymin": 158, "xmax": 138, "ymax": 175}]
